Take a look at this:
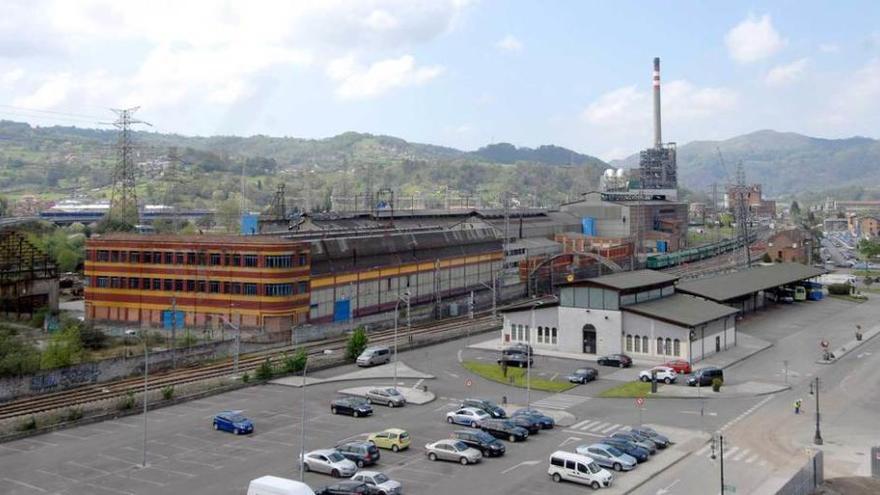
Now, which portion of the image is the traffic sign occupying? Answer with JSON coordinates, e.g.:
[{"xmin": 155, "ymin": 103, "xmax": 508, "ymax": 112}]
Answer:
[
  {"xmin": 635, "ymin": 397, "xmax": 645, "ymax": 407},
  {"xmin": 820, "ymin": 339, "xmax": 829, "ymax": 349},
  {"xmin": 465, "ymin": 378, "xmax": 473, "ymax": 388}
]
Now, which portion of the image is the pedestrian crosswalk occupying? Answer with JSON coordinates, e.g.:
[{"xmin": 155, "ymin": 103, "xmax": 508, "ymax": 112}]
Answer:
[
  {"xmin": 564, "ymin": 418, "xmax": 626, "ymax": 436},
  {"xmin": 530, "ymin": 393, "xmax": 590, "ymax": 410},
  {"xmin": 694, "ymin": 443, "xmax": 767, "ymax": 467}
]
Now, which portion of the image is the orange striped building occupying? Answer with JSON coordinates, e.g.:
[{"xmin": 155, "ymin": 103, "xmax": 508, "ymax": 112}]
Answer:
[{"xmin": 84, "ymin": 234, "xmax": 310, "ymax": 332}]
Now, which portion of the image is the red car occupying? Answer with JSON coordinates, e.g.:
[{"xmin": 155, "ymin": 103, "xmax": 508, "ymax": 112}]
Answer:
[{"xmin": 664, "ymin": 360, "xmax": 692, "ymax": 374}]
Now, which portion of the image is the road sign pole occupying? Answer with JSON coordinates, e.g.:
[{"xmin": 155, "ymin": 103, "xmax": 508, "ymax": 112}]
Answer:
[{"xmin": 720, "ymin": 434, "xmax": 725, "ymax": 494}]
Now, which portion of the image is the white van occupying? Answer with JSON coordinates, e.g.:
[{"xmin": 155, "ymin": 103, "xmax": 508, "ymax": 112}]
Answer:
[
  {"xmin": 547, "ymin": 451, "xmax": 613, "ymax": 489},
  {"xmin": 246, "ymin": 476, "xmax": 315, "ymax": 495}
]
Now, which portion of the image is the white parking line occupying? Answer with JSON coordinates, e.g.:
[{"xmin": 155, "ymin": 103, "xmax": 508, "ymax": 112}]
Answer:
[
  {"xmin": 600, "ymin": 423, "xmax": 620, "ymax": 433},
  {"xmin": 593, "ymin": 422, "xmax": 610, "ymax": 431},
  {"xmin": 2, "ymin": 478, "xmax": 47, "ymax": 493},
  {"xmin": 569, "ymin": 419, "xmax": 593, "ymax": 429}
]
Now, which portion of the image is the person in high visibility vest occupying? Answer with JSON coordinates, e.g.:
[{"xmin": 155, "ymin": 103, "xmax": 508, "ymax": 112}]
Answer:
[{"xmin": 794, "ymin": 399, "xmax": 802, "ymax": 414}]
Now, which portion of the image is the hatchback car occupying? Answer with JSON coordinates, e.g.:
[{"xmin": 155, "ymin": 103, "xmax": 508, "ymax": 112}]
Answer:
[
  {"xmin": 638, "ymin": 366, "xmax": 677, "ymax": 384},
  {"xmin": 446, "ymin": 407, "xmax": 491, "ymax": 428},
  {"xmin": 367, "ymin": 428, "xmax": 411, "ymax": 452},
  {"xmin": 365, "ymin": 388, "xmax": 406, "ymax": 408},
  {"xmin": 630, "ymin": 426, "xmax": 670, "ymax": 448},
  {"xmin": 576, "ymin": 443, "xmax": 637, "ymax": 472},
  {"xmin": 567, "ymin": 367, "xmax": 599, "ymax": 384},
  {"xmin": 452, "ymin": 430, "xmax": 506, "ymax": 457},
  {"xmin": 302, "ymin": 449, "xmax": 358, "ymax": 478},
  {"xmin": 663, "ymin": 359, "xmax": 692, "ymax": 374},
  {"xmin": 336, "ymin": 441, "xmax": 380, "ymax": 468},
  {"xmin": 425, "ymin": 439, "xmax": 482, "ymax": 465},
  {"xmin": 314, "ymin": 481, "xmax": 379, "ymax": 495},
  {"xmin": 460, "ymin": 398, "xmax": 506, "ymax": 418},
  {"xmin": 686, "ymin": 367, "xmax": 724, "ymax": 387},
  {"xmin": 480, "ymin": 419, "xmax": 529, "ymax": 442},
  {"xmin": 331, "ymin": 397, "xmax": 373, "ymax": 417},
  {"xmin": 212, "ymin": 410, "xmax": 254, "ymax": 435},
  {"xmin": 597, "ymin": 354, "xmax": 632, "ymax": 368},
  {"xmin": 349, "ymin": 471, "xmax": 401, "ymax": 495},
  {"xmin": 601, "ymin": 437, "xmax": 650, "ymax": 463},
  {"xmin": 511, "ymin": 408, "xmax": 555, "ymax": 429}
]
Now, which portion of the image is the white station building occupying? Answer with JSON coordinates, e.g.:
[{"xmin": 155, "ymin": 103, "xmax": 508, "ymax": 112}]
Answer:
[{"xmin": 501, "ymin": 270, "xmax": 739, "ymax": 363}]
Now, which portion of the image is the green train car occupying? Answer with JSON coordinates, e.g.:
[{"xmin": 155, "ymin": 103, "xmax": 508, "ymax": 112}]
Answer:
[{"xmin": 646, "ymin": 235, "xmax": 754, "ymax": 270}]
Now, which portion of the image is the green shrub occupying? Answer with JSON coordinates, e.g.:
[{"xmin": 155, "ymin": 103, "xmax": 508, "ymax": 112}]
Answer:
[
  {"xmin": 67, "ymin": 407, "xmax": 83, "ymax": 421},
  {"xmin": 118, "ymin": 391, "xmax": 136, "ymax": 410},
  {"xmin": 346, "ymin": 327, "xmax": 369, "ymax": 361},
  {"xmin": 161, "ymin": 385, "xmax": 175, "ymax": 401},
  {"xmin": 242, "ymin": 372, "xmax": 250, "ymax": 383},
  {"xmin": 19, "ymin": 416, "xmax": 37, "ymax": 431},
  {"xmin": 711, "ymin": 377, "xmax": 723, "ymax": 392},
  {"xmin": 282, "ymin": 348, "xmax": 308, "ymax": 374},
  {"xmin": 761, "ymin": 252, "xmax": 772, "ymax": 263},
  {"xmin": 827, "ymin": 283, "xmax": 852, "ymax": 295},
  {"xmin": 255, "ymin": 358, "xmax": 274, "ymax": 381}
]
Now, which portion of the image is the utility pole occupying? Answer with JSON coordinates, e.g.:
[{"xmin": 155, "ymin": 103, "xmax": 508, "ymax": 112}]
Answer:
[
  {"xmin": 141, "ymin": 330, "xmax": 149, "ymax": 468},
  {"xmin": 170, "ymin": 296, "xmax": 177, "ymax": 368}
]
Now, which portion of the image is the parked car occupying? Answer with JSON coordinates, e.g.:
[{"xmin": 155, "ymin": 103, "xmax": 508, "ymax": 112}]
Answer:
[
  {"xmin": 504, "ymin": 343, "xmax": 534, "ymax": 355},
  {"xmin": 547, "ymin": 450, "xmax": 613, "ymax": 489},
  {"xmin": 600, "ymin": 437, "xmax": 650, "ymax": 463},
  {"xmin": 314, "ymin": 481, "xmax": 379, "ymax": 495},
  {"xmin": 508, "ymin": 413, "xmax": 542, "ymax": 433},
  {"xmin": 576, "ymin": 443, "xmax": 637, "ymax": 472},
  {"xmin": 424, "ymin": 439, "xmax": 482, "ymax": 465},
  {"xmin": 365, "ymin": 388, "xmax": 406, "ymax": 408},
  {"xmin": 349, "ymin": 471, "xmax": 401, "ymax": 495},
  {"xmin": 301, "ymin": 449, "xmax": 358, "ymax": 478},
  {"xmin": 597, "ymin": 354, "xmax": 632, "ymax": 368},
  {"xmin": 497, "ymin": 352, "xmax": 533, "ymax": 368},
  {"xmin": 331, "ymin": 397, "xmax": 373, "ymax": 417},
  {"xmin": 480, "ymin": 418, "xmax": 529, "ymax": 442},
  {"xmin": 630, "ymin": 426, "xmax": 670, "ymax": 449},
  {"xmin": 460, "ymin": 398, "xmax": 506, "ymax": 418},
  {"xmin": 212, "ymin": 410, "xmax": 254, "ymax": 435},
  {"xmin": 446, "ymin": 407, "xmax": 491, "ymax": 428},
  {"xmin": 608, "ymin": 431, "xmax": 656, "ymax": 454},
  {"xmin": 356, "ymin": 346, "xmax": 392, "ymax": 367},
  {"xmin": 452, "ymin": 430, "xmax": 506, "ymax": 457},
  {"xmin": 686, "ymin": 367, "xmax": 724, "ymax": 387},
  {"xmin": 663, "ymin": 359, "xmax": 692, "ymax": 374},
  {"xmin": 567, "ymin": 367, "xmax": 599, "ymax": 384},
  {"xmin": 367, "ymin": 429, "xmax": 411, "ymax": 452},
  {"xmin": 511, "ymin": 408, "xmax": 555, "ymax": 429},
  {"xmin": 335, "ymin": 441, "xmax": 381, "ymax": 468},
  {"xmin": 247, "ymin": 476, "xmax": 316, "ymax": 495},
  {"xmin": 638, "ymin": 366, "xmax": 677, "ymax": 384},
  {"xmin": 620, "ymin": 429, "xmax": 662, "ymax": 451}
]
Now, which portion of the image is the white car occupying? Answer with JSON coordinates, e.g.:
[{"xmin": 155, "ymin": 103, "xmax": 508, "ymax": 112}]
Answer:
[
  {"xmin": 445, "ymin": 407, "xmax": 490, "ymax": 428},
  {"xmin": 350, "ymin": 471, "xmax": 401, "ymax": 495},
  {"xmin": 638, "ymin": 366, "xmax": 677, "ymax": 384},
  {"xmin": 301, "ymin": 449, "xmax": 357, "ymax": 478}
]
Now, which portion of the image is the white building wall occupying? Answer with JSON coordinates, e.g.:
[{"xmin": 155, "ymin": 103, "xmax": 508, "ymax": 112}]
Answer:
[
  {"xmin": 557, "ymin": 306, "xmax": 622, "ymax": 356},
  {"xmin": 502, "ymin": 306, "xmax": 559, "ymax": 349},
  {"xmin": 622, "ymin": 312, "xmax": 691, "ymax": 362},
  {"xmin": 688, "ymin": 317, "xmax": 736, "ymax": 362}
]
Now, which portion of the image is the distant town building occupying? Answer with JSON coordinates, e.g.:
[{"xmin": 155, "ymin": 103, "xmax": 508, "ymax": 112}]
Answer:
[
  {"xmin": 724, "ymin": 184, "xmax": 776, "ymax": 218},
  {"xmin": 767, "ymin": 228, "xmax": 810, "ymax": 263}
]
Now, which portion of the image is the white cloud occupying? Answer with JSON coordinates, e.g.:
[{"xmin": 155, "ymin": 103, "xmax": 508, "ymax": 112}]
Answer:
[
  {"xmin": 827, "ymin": 58, "xmax": 880, "ymax": 126},
  {"xmin": 0, "ymin": 68, "xmax": 25, "ymax": 86},
  {"xmin": 818, "ymin": 43, "xmax": 839, "ymax": 54},
  {"xmin": 327, "ymin": 55, "xmax": 444, "ymax": 100},
  {"xmin": 765, "ymin": 58, "xmax": 809, "ymax": 86},
  {"xmin": 13, "ymin": 72, "xmax": 71, "ymax": 109},
  {"xmin": 725, "ymin": 14, "xmax": 786, "ymax": 63},
  {"xmin": 495, "ymin": 35, "xmax": 523, "ymax": 52},
  {"xmin": 581, "ymin": 86, "xmax": 645, "ymax": 125}
]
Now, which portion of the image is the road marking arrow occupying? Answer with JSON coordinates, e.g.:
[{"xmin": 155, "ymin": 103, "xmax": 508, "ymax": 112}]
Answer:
[
  {"xmin": 559, "ymin": 436, "xmax": 583, "ymax": 447},
  {"xmin": 656, "ymin": 478, "xmax": 680, "ymax": 494},
  {"xmin": 501, "ymin": 460, "xmax": 540, "ymax": 474}
]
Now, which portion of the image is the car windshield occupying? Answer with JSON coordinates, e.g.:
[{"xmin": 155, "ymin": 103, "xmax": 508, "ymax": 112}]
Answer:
[
  {"xmin": 588, "ymin": 462, "xmax": 601, "ymax": 474},
  {"xmin": 607, "ymin": 446, "xmax": 623, "ymax": 456},
  {"xmin": 399, "ymin": 432, "xmax": 409, "ymax": 440},
  {"xmin": 387, "ymin": 388, "xmax": 401, "ymax": 396},
  {"xmin": 575, "ymin": 369, "xmax": 587, "ymax": 374},
  {"xmin": 351, "ymin": 398, "xmax": 368, "ymax": 405},
  {"xmin": 373, "ymin": 474, "xmax": 389, "ymax": 483},
  {"xmin": 475, "ymin": 432, "xmax": 493, "ymax": 442},
  {"xmin": 227, "ymin": 414, "xmax": 245, "ymax": 422},
  {"xmin": 452, "ymin": 441, "xmax": 468, "ymax": 451},
  {"xmin": 327, "ymin": 452, "xmax": 345, "ymax": 462}
]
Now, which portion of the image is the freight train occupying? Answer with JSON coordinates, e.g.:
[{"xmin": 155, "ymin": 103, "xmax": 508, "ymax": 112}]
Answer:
[{"xmin": 646, "ymin": 234, "xmax": 755, "ymax": 269}]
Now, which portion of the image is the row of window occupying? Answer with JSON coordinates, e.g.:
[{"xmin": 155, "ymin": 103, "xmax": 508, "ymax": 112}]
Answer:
[
  {"xmin": 91, "ymin": 250, "xmax": 307, "ymax": 269},
  {"xmin": 510, "ymin": 324, "xmax": 559, "ymax": 345},
  {"xmin": 92, "ymin": 276, "xmax": 307, "ymax": 297},
  {"xmin": 559, "ymin": 287, "xmax": 620, "ymax": 311},
  {"xmin": 625, "ymin": 334, "xmax": 681, "ymax": 357}
]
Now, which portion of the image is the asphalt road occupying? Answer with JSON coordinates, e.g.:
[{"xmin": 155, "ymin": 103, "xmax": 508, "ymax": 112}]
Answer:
[{"xmin": 0, "ymin": 296, "xmax": 867, "ymax": 495}]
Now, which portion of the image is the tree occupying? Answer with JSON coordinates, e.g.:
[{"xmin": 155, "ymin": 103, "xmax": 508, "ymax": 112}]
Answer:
[
  {"xmin": 40, "ymin": 325, "xmax": 84, "ymax": 369},
  {"xmin": 761, "ymin": 252, "xmax": 773, "ymax": 263},
  {"xmin": 282, "ymin": 348, "xmax": 308, "ymax": 373},
  {"xmin": 0, "ymin": 328, "xmax": 41, "ymax": 377},
  {"xmin": 346, "ymin": 327, "xmax": 369, "ymax": 361},
  {"xmin": 215, "ymin": 198, "xmax": 241, "ymax": 233},
  {"xmin": 790, "ymin": 201, "xmax": 801, "ymax": 218},
  {"xmin": 255, "ymin": 358, "xmax": 274, "ymax": 381},
  {"xmin": 77, "ymin": 323, "xmax": 109, "ymax": 350}
]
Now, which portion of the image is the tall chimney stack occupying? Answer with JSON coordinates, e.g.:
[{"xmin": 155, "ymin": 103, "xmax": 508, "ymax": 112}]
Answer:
[{"xmin": 653, "ymin": 57, "xmax": 662, "ymax": 148}]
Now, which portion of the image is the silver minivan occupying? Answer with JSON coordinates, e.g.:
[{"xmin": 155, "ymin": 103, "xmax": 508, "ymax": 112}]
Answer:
[{"xmin": 357, "ymin": 346, "xmax": 391, "ymax": 367}]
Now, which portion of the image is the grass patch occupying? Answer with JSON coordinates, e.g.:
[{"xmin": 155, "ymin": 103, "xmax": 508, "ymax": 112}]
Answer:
[
  {"xmin": 461, "ymin": 361, "xmax": 575, "ymax": 393},
  {"xmin": 598, "ymin": 381, "xmax": 657, "ymax": 398}
]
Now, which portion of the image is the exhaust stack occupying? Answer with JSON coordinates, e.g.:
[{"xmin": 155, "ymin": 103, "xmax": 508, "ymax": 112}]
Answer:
[{"xmin": 653, "ymin": 57, "xmax": 662, "ymax": 148}]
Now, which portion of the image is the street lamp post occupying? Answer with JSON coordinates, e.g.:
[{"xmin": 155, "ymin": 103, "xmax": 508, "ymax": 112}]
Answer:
[
  {"xmin": 393, "ymin": 290, "xmax": 411, "ymax": 392},
  {"xmin": 299, "ymin": 356, "xmax": 309, "ymax": 481},
  {"xmin": 810, "ymin": 377, "xmax": 823, "ymax": 445},
  {"xmin": 527, "ymin": 301, "xmax": 542, "ymax": 408},
  {"xmin": 140, "ymin": 330, "xmax": 149, "ymax": 468}
]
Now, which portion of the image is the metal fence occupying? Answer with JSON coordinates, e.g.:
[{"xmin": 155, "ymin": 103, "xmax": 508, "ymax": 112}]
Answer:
[{"xmin": 775, "ymin": 449, "xmax": 823, "ymax": 495}]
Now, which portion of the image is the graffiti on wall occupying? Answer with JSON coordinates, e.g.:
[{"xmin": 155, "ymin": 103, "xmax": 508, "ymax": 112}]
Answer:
[{"xmin": 30, "ymin": 362, "xmax": 101, "ymax": 392}]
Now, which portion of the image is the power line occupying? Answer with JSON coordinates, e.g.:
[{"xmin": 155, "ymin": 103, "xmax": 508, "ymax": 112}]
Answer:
[{"xmin": 0, "ymin": 104, "xmax": 106, "ymax": 122}]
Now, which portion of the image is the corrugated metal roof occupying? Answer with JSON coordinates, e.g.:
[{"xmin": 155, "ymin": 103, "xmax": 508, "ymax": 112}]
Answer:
[
  {"xmin": 564, "ymin": 269, "xmax": 678, "ymax": 290},
  {"xmin": 622, "ymin": 293, "xmax": 738, "ymax": 328},
  {"xmin": 676, "ymin": 263, "xmax": 826, "ymax": 302}
]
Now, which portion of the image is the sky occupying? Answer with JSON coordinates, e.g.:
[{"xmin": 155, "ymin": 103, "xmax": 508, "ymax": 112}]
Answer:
[{"xmin": 1, "ymin": 0, "xmax": 879, "ymax": 160}]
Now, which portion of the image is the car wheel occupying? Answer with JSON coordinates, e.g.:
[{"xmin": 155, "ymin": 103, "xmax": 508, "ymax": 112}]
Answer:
[
  {"xmin": 471, "ymin": 421, "xmax": 478, "ymax": 428},
  {"xmin": 233, "ymin": 428, "xmax": 240, "ymax": 435},
  {"xmin": 509, "ymin": 435, "xmax": 516, "ymax": 442},
  {"xmin": 353, "ymin": 411, "xmax": 359, "ymax": 418},
  {"xmin": 331, "ymin": 469, "xmax": 339, "ymax": 478},
  {"xmin": 613, "ymin": 462, "xmax": 622, "ymax": 472},
  {"xmin": 447, "ymin": 417, "xmax": 454, "ymax": 424},
  {"xmin": 591, "ymin": 481, "xmax": 600, "ymax": 490},
  {"xmin": 552, "ymin": 473, "xmax": 562, "ymax": 483},
  {"xmin": 518, "ymin": 362, "xmax": 524, "ymax": 368},
  {"xmin": 367, "ymin": 398, "xmax": 373, "ymax": 404},
  {"xmin": 392, "ymin": 444, "xmax": 400, "ymax": 452},
  {"xmin": 460, "ymin": 457, "xmax": 469, "ymax": 465},
  {"xmin": 213, "ymin": 423, "xmax": 218, "ymax": 430},
  {"xmin": 664, "ymin": 377, "xmax": 673, "ymax": 384},
  {"xmin": 303, "ymin": 463, "xmax": 311, "ymax": 472},
  {"xmin": 331, "ymin": 407, "xmax": 337, "ymax": 414},
  {"xmin": 428, "ymin": 453, "xmax": 437, "ymax": 461},
  {"xmin": 619, "ymin": 362, "xmax": 625, "ymax": 368},
  {"xmin": 388, "ymin": 401, "xmax": 394, "ymax": 408},
  {"xmin": 357, "ymin": 460, "xmax": 364, "ymax": 468},
  {"xmin": 640, "ymin": 376, "xmax": 649, "ymax": 382}
]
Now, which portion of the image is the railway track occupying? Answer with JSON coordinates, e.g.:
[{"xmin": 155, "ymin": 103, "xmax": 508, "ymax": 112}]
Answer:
[{"xmin": 0, "ymin": 311, "xmax": 504, "ymax": 422}]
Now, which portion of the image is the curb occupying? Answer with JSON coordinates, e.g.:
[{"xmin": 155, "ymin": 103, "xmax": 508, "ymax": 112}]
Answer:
[
  {"xmin": 623, "ymin": 438, "xmax": 711, "ymax": 495},
  {"xmin": 649, "ymin": 384, "xmax": 791, "ymax": 400},
  {"xmin": 719, "ymin": 341, "xmax": 774, "ymax": 371},
  {"xmin": 816, "ymin": 327, "xmax": 880, "ymax": 364}
]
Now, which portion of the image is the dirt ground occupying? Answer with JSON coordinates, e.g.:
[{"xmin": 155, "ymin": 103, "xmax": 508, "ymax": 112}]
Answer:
[{"xmin": 816, "ymin": 476, "xmax": 880, "ymax": 494}]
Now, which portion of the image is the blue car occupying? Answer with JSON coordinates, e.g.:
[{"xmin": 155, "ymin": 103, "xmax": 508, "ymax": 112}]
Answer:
[
  {"xmin": 511, "ymin": 408, "xmax": 555, "ymax": 429},
  {"xmin": 213, "ymin": 410, "xmax": 254, "ymax": 435}
]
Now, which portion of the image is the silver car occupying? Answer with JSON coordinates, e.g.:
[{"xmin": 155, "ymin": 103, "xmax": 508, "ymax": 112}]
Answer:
[
  {"xmin": 424, "ymin": 439, "xmax": 482, "ymax": 465},
  {"xmin": 576, "ymin": 443, "xmax": 637, "ymax": 472},
  {"xmin": 366, "ymin": 387, "xmax": 407, "ymax": 407},
  {"xmin": 301, "ymin": 449, "xmax": 358, "ymax": 477},
  {"xmin": 350, "ymin": 470, "xmax": 402, "ymax": 495}
]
